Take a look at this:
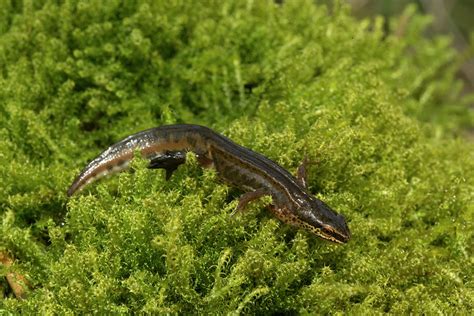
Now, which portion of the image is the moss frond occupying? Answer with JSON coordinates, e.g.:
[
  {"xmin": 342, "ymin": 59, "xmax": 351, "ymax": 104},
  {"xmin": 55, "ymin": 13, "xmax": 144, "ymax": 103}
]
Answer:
[{"xmin": 1, "ymin": 0, "xmax": 473, "ymax": 313}]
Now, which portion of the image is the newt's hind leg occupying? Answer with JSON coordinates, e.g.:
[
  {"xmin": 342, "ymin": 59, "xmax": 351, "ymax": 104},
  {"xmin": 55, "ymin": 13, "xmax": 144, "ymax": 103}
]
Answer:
[
  {"xmin": 148, "ymin": 150, "xmax": 214, "ymax": 180},
  {"xmin": 148, "ymin": 151, "xmax": 186, "ymax": 180}
]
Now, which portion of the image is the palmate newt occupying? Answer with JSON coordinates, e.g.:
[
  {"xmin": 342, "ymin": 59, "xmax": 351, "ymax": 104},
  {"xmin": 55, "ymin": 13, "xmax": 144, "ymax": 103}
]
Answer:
[{"xmin": 68, "ymin": 124, "xmax": 350, "ymax": 243}]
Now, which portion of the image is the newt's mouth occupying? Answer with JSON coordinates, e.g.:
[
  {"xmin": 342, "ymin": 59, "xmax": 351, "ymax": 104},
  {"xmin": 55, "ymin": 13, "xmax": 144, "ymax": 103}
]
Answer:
[{"xmin": 321, "ymin": 223, "xmax": 351, "ymax": 244}]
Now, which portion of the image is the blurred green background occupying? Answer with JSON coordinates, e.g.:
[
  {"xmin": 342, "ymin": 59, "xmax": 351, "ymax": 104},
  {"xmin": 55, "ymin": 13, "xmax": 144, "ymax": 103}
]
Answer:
[{"xmin": 348, "ymin": 0, "xmax": 474, "ymax": 96}]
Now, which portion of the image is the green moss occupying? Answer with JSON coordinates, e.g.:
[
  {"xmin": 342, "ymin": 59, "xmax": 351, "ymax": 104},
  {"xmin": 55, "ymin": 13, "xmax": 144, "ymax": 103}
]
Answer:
[{"xmin": 1, "ymin": 0, "xmax": 473, "ymax": 313}]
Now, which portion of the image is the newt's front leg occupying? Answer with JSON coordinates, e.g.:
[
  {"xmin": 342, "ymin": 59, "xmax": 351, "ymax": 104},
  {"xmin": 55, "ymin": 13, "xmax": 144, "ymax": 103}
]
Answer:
[
  {"xmin": 231, "ymin": 188, "xmax": 268, "ymax": 216},
  {"xmin": 296, "ymin": 156, "xmax": 309, "ymax": 188}
]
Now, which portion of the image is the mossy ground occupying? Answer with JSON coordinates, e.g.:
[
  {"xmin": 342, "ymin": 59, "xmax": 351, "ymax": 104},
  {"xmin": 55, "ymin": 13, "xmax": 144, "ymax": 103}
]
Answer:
[{"xmin": 1, "ymin": 0, "xmax": 473, "ymax": 314}]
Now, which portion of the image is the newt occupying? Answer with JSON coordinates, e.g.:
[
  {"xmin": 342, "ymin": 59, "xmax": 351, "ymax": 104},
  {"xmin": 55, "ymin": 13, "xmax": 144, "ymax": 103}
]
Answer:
[{"xmin": 68, "ymin": 124, "xmax": 350, "ymax": 243}]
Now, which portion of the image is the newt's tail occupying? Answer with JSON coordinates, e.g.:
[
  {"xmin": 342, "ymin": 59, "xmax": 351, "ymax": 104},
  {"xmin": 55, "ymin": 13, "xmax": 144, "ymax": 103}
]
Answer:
[{"xmin": 67, "ymin": 125, "xmax": 210, "ymax": 196}]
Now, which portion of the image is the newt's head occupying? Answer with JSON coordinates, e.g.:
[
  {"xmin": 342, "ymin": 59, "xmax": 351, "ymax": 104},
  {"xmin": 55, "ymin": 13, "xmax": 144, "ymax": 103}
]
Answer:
[{"xmin": 290, "ymin": 195, "xmax": 351, "ymax": 244}]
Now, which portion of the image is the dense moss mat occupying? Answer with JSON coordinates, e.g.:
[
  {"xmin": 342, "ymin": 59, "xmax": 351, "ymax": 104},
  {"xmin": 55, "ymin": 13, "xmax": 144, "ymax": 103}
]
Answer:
[{"xmin": 1, "ymin": 0, "xmax": 473, "ymax": 313}]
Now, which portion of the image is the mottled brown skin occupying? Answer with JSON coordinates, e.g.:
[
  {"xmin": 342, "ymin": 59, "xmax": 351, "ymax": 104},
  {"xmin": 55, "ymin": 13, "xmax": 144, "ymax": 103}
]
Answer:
[{"xmin": 68, "ymin": 124, "xmax": 351, "ymax": 243}]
